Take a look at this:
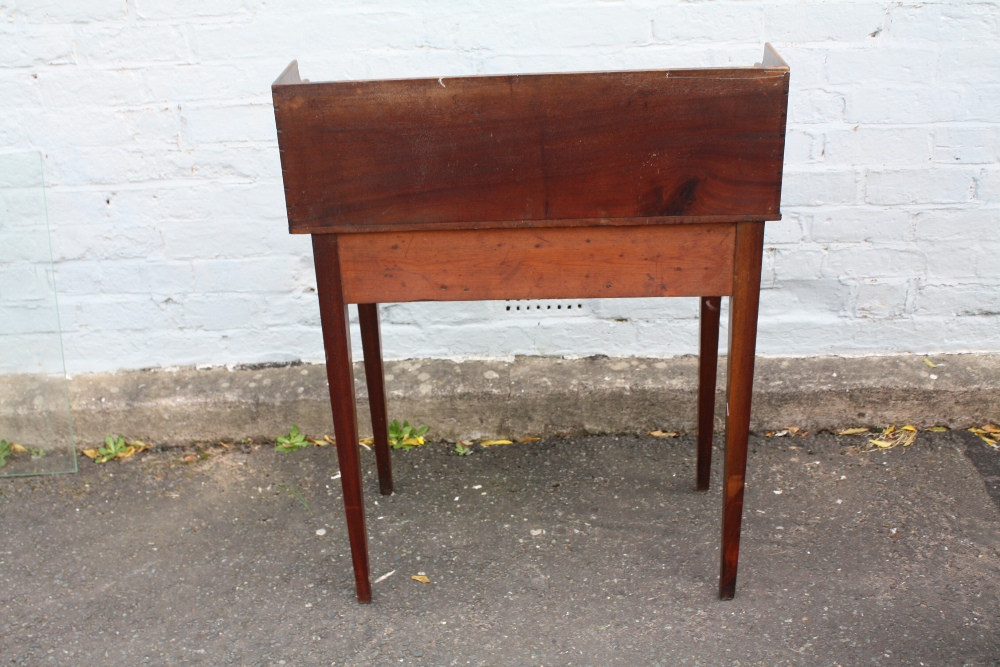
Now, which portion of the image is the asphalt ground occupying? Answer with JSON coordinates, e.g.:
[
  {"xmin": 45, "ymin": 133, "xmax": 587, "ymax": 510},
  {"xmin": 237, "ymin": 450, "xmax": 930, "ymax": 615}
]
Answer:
[{"xmin": 2, "ymin": 430, "xmax": 998, "ymax": 666}]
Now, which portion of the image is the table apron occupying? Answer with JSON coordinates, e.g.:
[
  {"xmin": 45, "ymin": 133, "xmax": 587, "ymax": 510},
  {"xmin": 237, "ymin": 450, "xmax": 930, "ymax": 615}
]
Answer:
[{"xmin": 336, "ymin": 223, "xmax": 737, "ymax": 304}]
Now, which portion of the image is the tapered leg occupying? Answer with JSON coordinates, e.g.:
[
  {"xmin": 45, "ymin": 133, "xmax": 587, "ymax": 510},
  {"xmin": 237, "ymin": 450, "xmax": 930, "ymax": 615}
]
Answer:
[
  {"xmin": 697, "ymin": 296, "xmax": 721, "ymax": 491},
  {"xmin": 359, "ymin": 303, "xmax": 393, "ymax": 495},
  {"xmin": 719, "ymin": 221, "xmax": 765, "ymax": 600},
  {"xmin": 312, "ymin": 234, "xmax": 372, "ymax": 604}
]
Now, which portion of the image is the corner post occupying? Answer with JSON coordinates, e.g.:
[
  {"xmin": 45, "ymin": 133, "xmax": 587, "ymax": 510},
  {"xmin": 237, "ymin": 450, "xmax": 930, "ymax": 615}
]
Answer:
[
  {"xmin": 359, "ymin": 303, "xmax": 393, "ymax": 495},
  {"xmin": 719, "ymin": 221, "xmax": 765, "ymax": 600},
  {"xmin": 697, "ymin": 296, "xmax": 722, "ymax": 490},
  {"xmin": 312, "ymin": 234, "xmax": 372, "ymax": 604}
]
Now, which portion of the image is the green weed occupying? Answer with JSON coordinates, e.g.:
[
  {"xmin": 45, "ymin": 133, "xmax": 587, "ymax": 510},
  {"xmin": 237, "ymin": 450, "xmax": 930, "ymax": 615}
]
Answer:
[
  {"xmin": 276, "ymin": 425, "xmax": 309, "ymax": 453},
  {"xmin": 276, "ymin": 482, "xmax": 312, "ymax": 514},
  {"xmin": 83, "ymin": 436, "xmax": 150, "ymax": 463},
  {"xmin": 388, "ymin": 420, "xmax": 428, "ymax": 450},
  {"xmin": 96, "ymin": 435, "xmax": 129, "ymax": 463}
]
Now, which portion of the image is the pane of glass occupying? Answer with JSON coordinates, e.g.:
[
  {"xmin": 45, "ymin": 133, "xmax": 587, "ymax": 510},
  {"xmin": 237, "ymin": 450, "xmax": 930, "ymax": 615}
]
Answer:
[{"xmin": 0, "ymin": 151, "xmax": 76, "ymax": 476}]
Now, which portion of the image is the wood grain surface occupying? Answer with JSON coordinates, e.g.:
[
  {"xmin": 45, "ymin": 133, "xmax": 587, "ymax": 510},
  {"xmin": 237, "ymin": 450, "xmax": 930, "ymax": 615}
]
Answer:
[
  {"xmin": 697, "ymin": 295, "xmax": 722, "ymax": 492},
  {"xmin": 719, "ymin": 220, "xmax": 766, "ymax": 600},
  {"xmin": 273, "ymin": 66, "xmax": 788, "ymax": 233},
  {"xmin": 311, "ymin": 234, "xmax": 373, "ymax": 603},
  {"xmin": 337, "ymin": 223, "xmax": 736, "ymax": 304},
  {"xmin": 358, "ymin": 303, "xmax": 393, "ymax": 496}
]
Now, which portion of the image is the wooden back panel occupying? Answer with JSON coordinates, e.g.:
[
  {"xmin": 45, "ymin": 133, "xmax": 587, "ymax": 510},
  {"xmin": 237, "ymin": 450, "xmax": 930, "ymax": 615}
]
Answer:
[{"xmin": 273, "ymin": 49, "xmax": 789, "ymax": 234}]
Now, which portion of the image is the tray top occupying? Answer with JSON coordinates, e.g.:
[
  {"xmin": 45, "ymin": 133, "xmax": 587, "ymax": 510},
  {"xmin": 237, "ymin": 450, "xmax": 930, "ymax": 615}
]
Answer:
[{"xmin": 273, "ymin": 45, "xmax": 789, "ymax": 234}]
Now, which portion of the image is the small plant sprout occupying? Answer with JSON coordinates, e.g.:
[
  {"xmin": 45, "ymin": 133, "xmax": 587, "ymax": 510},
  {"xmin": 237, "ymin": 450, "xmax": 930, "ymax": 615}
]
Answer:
[
  {"xmin": 454, "ymin": 441, "xmax": 472, "ymax": 456},
  {"xmin": 98, "ymin": 435, "xmax": 129, "ymax": 462},
  {"xmin": 276, "ymin": 425, "xmax": 309, "ymax": 453},
  {"xmin": 388, "ymin": 420, "xmax": 429, "ymax": 450},
  {"xmin": 276, "ymin": 482, "xmax": 312, "ymax": 514},
  {"xmin": 82, "ymin": 435, "xmax": 150, "ymax": 464},
  {"xmin": 0, "ymin": 440, "xmax": 39, "ymax": 468}
]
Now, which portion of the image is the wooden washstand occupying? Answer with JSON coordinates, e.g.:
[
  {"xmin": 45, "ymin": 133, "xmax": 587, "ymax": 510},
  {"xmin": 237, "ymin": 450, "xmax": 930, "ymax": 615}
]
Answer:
[{"xmin": 272, "ymin": 45, "xmax": 790, "ymax": 603}]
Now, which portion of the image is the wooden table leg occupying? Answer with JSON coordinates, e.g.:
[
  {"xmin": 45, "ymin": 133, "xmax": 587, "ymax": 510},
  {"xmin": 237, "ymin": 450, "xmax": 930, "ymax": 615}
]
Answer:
[
  {"xmin": 697, "ymin": 296, "xmax": 721, "ymax": 491},
  {"xmin": 359, "ymin": 303, "xmax": 393, "ymax": 495},
  {"xmin": 312, "ymin": 234, "xmax": 373, "ymax": 604},
  {"xmin": 719, "ymin": 221, "xmax": 765, "ymax": 600}
]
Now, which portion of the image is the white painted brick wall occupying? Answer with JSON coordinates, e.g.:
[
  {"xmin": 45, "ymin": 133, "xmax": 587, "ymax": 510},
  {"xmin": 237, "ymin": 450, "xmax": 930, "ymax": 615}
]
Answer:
[{"xmin": 1, "ymin": 0, "xmax": 998, "ymax": 374}]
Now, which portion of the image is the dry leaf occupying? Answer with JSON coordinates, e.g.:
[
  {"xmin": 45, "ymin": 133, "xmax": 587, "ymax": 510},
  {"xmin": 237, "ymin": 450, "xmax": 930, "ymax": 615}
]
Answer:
[
  {"xmin": 836, "ymin": 427, "xmax": 870, "ymax": 436},
  {"xmin": 648, "ymin": 430, "xmax": 680, "ymax": 438},
  {"xmin": 82, "ymin": 449, "xmax": 99, "ymax": 460},
  {"xmin": 786, "ymin": 426, "xmax": 803, "ymax": 435},
  {"xmin": 927, "ymin": 426, "xmax": 948, "ymax": 432},
  {"xmin": 411, "ymin": 575, "xmax": 431, "ymax": 584},
  {"xmin": 970, "ymin": 428, "xmax": 1000, "ymax": 448},
  {"xmin": 971, "ymin": 427, "xmax": 1000, "ymax": 447},
  {"xmin": 324, "ymin": 434, "xmax": 336, "ymax": 445},
  {"xmin": 359, "ymin": 437, "xmax": 374, "ymax": 446},
  {"xmin": 401, "ymin": 437, "xmax": 424, "ymax": 447},
  {"xmin": 457, "ymin": 440, "xmax": 472, "ymax": 447},
  {"xmin": 183, "ymin": 454, "xmax": 199, "ymax": 463},
  {"xmin": 923, "ymin": 358, "xmax": 938, "ymax": 368},
  {"xmin": 519, "ymin": 437, "xmax": 541, "ymax": 443},
  {"xmin": 308, "ymin": 438, "xmax": 325, "ymax": 446},
  {"xmin": 117, "ymin": 447, "xmax": 137, "ymax": 459},
  {"xmin": 11, "ymin": 443, "xmax": 28, "ymax": 454},
  {"xmin": 480, "ymin": 439, "xmax": 513, "ymax": 447},
  {"xmin": 866, "ymin": 424, "xmax": 916, "ymax": 450}
]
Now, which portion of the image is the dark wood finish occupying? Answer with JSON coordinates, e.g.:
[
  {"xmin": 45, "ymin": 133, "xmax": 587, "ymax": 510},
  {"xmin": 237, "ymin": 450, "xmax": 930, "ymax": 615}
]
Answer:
[
  {"xmin": 311, "ymin": 235, "xmax": 373, "ymax": 604},
  {"xmin": 359, "ymin": 303, "xmax": 393, "ymax": 496},
  {"xmin": 338, "ymin": 224, "xmax": 736, "ymax": 304},
  {"xmin": 273, "ymin": 64, "xmax": 789, "ymax": 234},
  {"xmin": 697, "ymin": 296, "xmax": 721, "ymax": 491},
  {"xmin": 273, "ymin": 47, "xmax": 789, "ymax": 603},
  {"xmin": 719, "ymin": 221, "xmax": 766, "ymax": 600},
  {"xmin": 294, "ymin": 215, "xmax": 769, "ymax": 236}
]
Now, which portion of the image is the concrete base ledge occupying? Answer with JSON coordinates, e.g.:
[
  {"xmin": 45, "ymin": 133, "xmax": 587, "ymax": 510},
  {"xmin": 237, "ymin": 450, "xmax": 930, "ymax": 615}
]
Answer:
[{"xmin": 4, "ymin": 354, "xmax": 998, "ymax": 447}]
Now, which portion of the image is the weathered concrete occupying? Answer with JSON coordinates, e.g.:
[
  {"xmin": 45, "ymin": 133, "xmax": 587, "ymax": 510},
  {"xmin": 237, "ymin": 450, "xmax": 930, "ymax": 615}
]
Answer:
[
  {"xmin": 18, "ymin": 353, "xmax": 997, "ymax": 447},
  {"xmin": 1, "ymin": 430, "xmax": 998, "ymax": 665}
]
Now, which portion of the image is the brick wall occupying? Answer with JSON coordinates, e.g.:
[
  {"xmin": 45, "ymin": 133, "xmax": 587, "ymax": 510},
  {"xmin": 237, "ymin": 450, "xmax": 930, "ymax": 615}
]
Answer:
[{"xmin": 1, "ymin": 1, "xmax": 997, "ymax": 374}]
